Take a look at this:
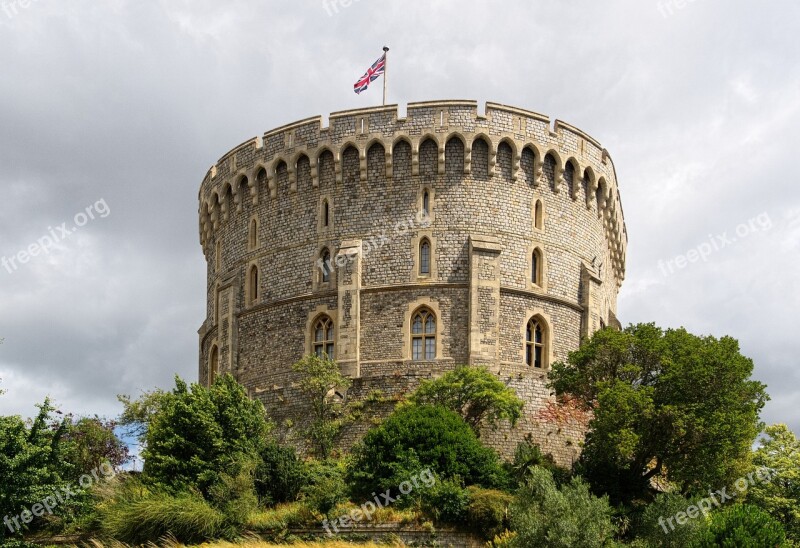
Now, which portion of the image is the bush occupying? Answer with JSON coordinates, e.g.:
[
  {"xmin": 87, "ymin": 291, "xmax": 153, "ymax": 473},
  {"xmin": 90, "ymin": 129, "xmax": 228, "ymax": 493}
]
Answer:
[
  {"xmin": 637, "ymin": 493, "xmax": 708, "ymax": 547},
  {"xmin": 143, "ymin": 374, "xmax": 271, "ymax": 496},
  {"xmin": 511, "ymin": 437, "xmax": 570, "ymax": 486},
  {"xmin": 510, "ymin": 466, "xmax": 615, "ymax": 548},
  {"xmin": 419, "ymin": 477, "xmax": 469, "ymax": 523},
  {"xmin": 301, "ymin": 459, "xmax": 348, "ymax": 519},
  {"xmin": 100, "ymin": 486, "xmax": 228, "ymax": 544},
  {"xmin": 255, "ymin": 442, "xmax": 307, "ymax": 505},
  {"xmin": 465, "ymin": 486, "xmax": 513, "ymax": 540},
  {"xmin": 696, "ymin": 503, "xmax": 786, "ymax": 547},
  {"xmin": 348, "ymin": 404, "xmax": 509, "ymax": 498}
]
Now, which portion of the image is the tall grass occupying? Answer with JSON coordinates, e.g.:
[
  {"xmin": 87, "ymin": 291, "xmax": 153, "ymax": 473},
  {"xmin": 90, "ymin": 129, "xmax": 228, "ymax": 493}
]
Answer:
[{"xmin": 100, "ymin": 491, "xmax": 228, "ymax": 545}]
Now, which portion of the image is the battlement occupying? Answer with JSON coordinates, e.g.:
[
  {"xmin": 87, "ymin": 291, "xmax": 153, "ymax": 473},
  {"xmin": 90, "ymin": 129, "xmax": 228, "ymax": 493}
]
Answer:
[{"xmin": 198, "ymin": 101, "xmax": 627, "ymax": 282}]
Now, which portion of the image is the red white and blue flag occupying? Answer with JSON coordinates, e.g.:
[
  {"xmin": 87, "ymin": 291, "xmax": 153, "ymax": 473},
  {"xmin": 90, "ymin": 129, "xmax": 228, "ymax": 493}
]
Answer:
[{"xmin": 353, "ymin": 53, "xmax": 386, "ymax": 94}]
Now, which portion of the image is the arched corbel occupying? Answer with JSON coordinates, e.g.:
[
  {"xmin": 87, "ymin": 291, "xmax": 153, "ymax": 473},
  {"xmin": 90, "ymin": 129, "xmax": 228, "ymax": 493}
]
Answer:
[{"xmin": 437, "ymin": 143, "xmax": 446, "ymax": 176}]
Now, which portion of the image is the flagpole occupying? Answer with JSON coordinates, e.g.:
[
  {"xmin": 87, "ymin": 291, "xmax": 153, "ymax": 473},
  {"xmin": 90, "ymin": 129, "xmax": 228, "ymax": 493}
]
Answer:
[{"xmin": 382, "ymin": 46, "xmax": 389, "ymax": 106}]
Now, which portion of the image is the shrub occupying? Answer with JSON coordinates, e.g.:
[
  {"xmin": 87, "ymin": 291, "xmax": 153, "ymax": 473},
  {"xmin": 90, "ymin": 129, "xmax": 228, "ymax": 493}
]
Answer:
[
  {"xmin": 419, "ymin": 477, "xmax": 469, "ymax": 523},
  {"xmin": 255, "ymin": 442, "xmax": 307, "ymax": 505},
  {"xmin": 510, "ymin": 466, "xmax": 615, "ymax": 548},
  {"xmin": 348, "ymin": 404, "xmax": 509, "ymax": 498},
  {"xmin": 511, "ymin": 437, "xmax": 570, "ymax": 486},
  {"xmin": 409, "ymin": 366, "xmax": 524, "ymax": 433},
  {"xmin": 301, "ymin": 459, "xmax": 348, "ymax": 519},
  {"xmin": 637, "ymin": 493, "xmax": 708, "ymax": 548},
  {"xmin": 100, "ymin": 487, "xmax": 227, "ymax": 544},
  {"xmin": 142, "ymin": 374, "xmax": 271, "ymax": 496},
  {"xmin": 466, "ymin": 486, "xmax": 513, "ymax": 540},
  {"xmin": 696, "ymin": 503, "xmax": 786, "ymax": 547}
]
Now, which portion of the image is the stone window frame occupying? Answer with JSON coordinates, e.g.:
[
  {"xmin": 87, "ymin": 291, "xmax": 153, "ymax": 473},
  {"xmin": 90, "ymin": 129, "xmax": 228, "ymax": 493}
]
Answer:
[
  {"xmin": 247, "ymin": 216, "xmax": 259, "ymax": 251},
  {"xmin": 528, "ymin": 242, "xmax": 548, "ymax": 292},
  {"xmin": 402, "ymin": 297, "xmax": 444, "ymax": 362},
  {"xmin": 518, "ymin": 309, "xmax": 553, "ymax": 369},
  {"xmin": 411, "ymin": 230, "xmax": 437, "ymax": 282},
  {"xmin": 246, "ymin": 261, "xmax": 260, "ymax": 306},
  {"xmin": 208, "ymin": 342, "xmax": 219, "ymax": 385},
  {"xmin": 304, "ymin": 304, "xmax": 336, "ymax": 359},
  {"xmin": 313, "ymin": 245, "xmax": 337, "ymax": 290},
  {"xmin": 532, "ymin": 197, "xmax": 545, "ymax": 232},
  {"xmin": 417, "ymin": 185, "xmax": 435, "ymax": 223},
  {"xmin": 319, "ymin": 194, "xmax": 334, "ymax": 233},
  {"xmin": 215, "ymin": 240, "xmax": 221, "ymax": 272}
]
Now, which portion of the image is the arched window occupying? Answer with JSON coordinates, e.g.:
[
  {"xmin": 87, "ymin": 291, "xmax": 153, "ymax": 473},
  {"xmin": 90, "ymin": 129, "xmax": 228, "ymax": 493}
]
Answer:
[
  {"xmin": 422, "ymin": 190, "xmax": 430, "ymax": 216},
  {"xmin": 534, "ymin": 200, "xmax": 543, "ymax": 230},
  {"xmin": 209, "ymin": 345, "xmax": 219, "ymax": 384},
  {"xmin": 411, "ymin": 307, "xmax": 436, "ymax": 361},
  {"xmin": 531, "ymin": 248, "xmax": 543, "ymax": 285},
  {"xmin": 313, "ymin": 315, "xmax": 335, "ymax": 359},
  {"xmin": 249, "ymin": 218, "xmax": 258, "ymax": 249},
  {"xmin": 248, "ymin": 265, "xmax": 259, "ymax": 305},
  {"xmin": 322, "ymin": 200, "xmax": 330, "ymax": 228},
  {"xmin": 526, "ymin": 318, "xmax": 546, "ymax": 368},
  {"xmin": 321, "ymin": 248, "xmax": 331, "ymax": 283},
  {"xmin": 419, "ymin": 239, "xmax": 431, "ymax": 276}
]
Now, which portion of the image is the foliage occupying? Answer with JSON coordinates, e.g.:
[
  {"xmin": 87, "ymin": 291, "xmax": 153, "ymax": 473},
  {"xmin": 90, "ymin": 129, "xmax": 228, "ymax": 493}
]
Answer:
[
  {"xmin": 549, "ymin": 323, "xmax": 768, "ymax": 503},
  {"xmin": 696, "ymin": 503, "xmax": 786, "ymax": 547},
  {"xmin": 637, "ymin": 493, "xmax": 708, "ymax": 547},
  {"xmin": 510, "ymin": 466, "xmax": 616, "ymax": 548},
  {"xmin": 348, "ymin": 404, "xmax": 508, "ymax": 498},
  {"xmin": 419, "ymin": 477, "xmax": 469, "ymax": 523},
  {"xmin": 409, "ymin": 366, "xmax": 524, "ymax": 434},
  {"xmin": 116, "ymin": 388, "xmax": 169, "ymax": 444},
  {"xmin": 63, "ymin": 416, "xmax": 129, "ymax": 472},
  {"xmin": 465, "ymin": 486, "xmax": 513, "ymax": 540},
  {"xmin": 142, "ymin": 374, "xmax": 270, "ymax": 496},
  {"xmin": 300, "ymin": 459, "xmax": 348, "ymax": 519},
  {"xmin": 292, "ymin": 354, "xmax": 352, "ymax": 458},
  {"xmin": 486, "ymin": 530, "xmax": 518, "ymax": 547},
  {"xmin": 0, "ymin": 399, "xmax": 73, "ymax": 540},
  {"xmin": 98, "ymin": 480, "xmax": 228, "ymax": 545},
  {"xmin": 254, "ymin": 442, "xmax": 307, "ymax": 505},
  {"xmin": 510, "ymin": 437, "xmax": 570, "ymax": 487},
  {"xmin": 747, "ymin": 423, "xmax": 800, "ymax": 541}
]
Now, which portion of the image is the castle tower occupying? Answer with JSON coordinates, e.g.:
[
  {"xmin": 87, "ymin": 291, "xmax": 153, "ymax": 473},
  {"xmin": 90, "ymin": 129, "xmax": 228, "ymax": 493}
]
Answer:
[{"xmin": 198, "ymin": 101, "xmax": 627, "ymax": 464}]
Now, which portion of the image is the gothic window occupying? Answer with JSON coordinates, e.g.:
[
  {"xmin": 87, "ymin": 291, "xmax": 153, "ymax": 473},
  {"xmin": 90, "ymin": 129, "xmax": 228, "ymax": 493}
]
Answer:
[
  {"xmin": 526, "ymin": 318, "xmax": 546, "ymax": 368},
  {"xmin": 411, "ymin": 307, "xmax": 436, "ymax": 361},
  {"xmin": 322, "ymin": 200, "xmax": 330, "ymax": 228},
  {"xmin": 248, "ymin": 265, "xmax": 259, "ymax": 305},
  {"xmin": 422, "ymin": 190, "xmax": 430, "ymax": 216},
  {"xmin": 313, "ymin": 315, "xmax": 335, "ymax": 359},
  {"xmin": 531, "ymin": 248, "xmax": 543, "ymax": 285},
  {"xmin": 321, "ymin": 248, "xmax": 331, "ymax": 283},
  {"xmin": 248, "ymin": 218, "xmax": 258, "ymax": 249},
  {"xmin": 534, "ymin": 200, "xmax": 543, "ymax": 230},
  {"xmin": 209, "ymin": 345, "xmax": 219, "ymax": 384},
  {"xmin": 419, "ymin": 238, "xmax": 431, "ymax": 276}
]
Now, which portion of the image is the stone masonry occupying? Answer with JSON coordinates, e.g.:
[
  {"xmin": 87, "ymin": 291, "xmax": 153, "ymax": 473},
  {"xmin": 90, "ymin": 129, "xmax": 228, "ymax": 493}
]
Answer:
[{"xmin": 197, "ymin": 100, "xmax": 628, "ymax": 466}]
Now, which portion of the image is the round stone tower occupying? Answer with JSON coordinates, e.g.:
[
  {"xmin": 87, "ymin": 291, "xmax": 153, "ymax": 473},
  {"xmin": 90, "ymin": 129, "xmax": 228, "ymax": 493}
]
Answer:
[{"xmin": 198, "ymin": 100, "xmax": 627, "ymax": 465}]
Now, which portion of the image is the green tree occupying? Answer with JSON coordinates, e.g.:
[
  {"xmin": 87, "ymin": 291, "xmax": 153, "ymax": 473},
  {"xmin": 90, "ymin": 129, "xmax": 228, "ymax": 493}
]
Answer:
[
  {"xmin": 348, "ymin": 404, "xmax": 508, "ymax": 498},
  {"xmin": 142, "ymin": 374, "xmax": 270, "ymax": 496},
  {"xmin": 63, "ymin": 416, "xmax": 129, "ymax": 472},
  {"xmin": 549, "ymin": 323, "xmax": 768, "ymax": 502},
  {"xmin": 697, "ymin": 503, "xmax": 786, "ymax": 547},
  {"xmin": 0, "ymin": 399, "xmax": 72, "ymax": 540},
  {"xmin": 291, "ymin": 354, "xmax": 351, "ymax": 458},
  {"xmin": 510, "ymin": 466, "xmax": 616, "ymax": 548},
  {"xmin": 117, "ymin": 388, "xmax": 169, "ymax": 445},
  {"xmin": 747, "ymin": 423, "xmax": 800, "ymax": 541},
  {"xmin": 409, "ymin": 366, "xmax": 524, "ymax": 434}
]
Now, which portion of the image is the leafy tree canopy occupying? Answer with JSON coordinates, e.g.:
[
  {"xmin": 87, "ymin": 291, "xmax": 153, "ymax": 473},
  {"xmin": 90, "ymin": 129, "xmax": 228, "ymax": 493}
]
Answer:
[
  {"xmin": 142, "ymin": 374, "xmax": 271, "ymax": 496},
  {"xmin": 409, "ymin": 365, "xmax": 524, "ymax": 434},
  {"xmin": 549, "ymin": 323, "xmax": 768, "ymax": 502},
  {"xmin": 747, "ymin": 423, "xmax": 800, "ymax": 541}
]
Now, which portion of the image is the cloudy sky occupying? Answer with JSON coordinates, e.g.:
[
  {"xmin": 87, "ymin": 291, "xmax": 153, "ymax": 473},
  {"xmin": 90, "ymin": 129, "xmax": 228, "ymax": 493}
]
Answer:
[{"xmin": 1, "ymin": 1, "xmax": 798, "ymax": 437}]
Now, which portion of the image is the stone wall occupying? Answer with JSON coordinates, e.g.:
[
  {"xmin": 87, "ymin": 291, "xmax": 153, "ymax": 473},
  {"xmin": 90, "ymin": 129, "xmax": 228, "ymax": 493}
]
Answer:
[{"xmin": 196, "ymin": 101, "xmax": 627, "ymax": 466}]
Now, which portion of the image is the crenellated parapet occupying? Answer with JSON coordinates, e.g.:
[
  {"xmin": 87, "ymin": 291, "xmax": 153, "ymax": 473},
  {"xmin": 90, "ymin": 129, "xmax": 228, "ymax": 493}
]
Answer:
[{"xmin": 198, "ymin": 101, "xmax": 627, "ymax": 283}]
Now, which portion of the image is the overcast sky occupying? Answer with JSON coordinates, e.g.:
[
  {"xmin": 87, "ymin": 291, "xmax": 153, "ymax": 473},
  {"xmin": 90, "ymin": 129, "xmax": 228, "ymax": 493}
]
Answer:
[{"xmin": 1, "ymin": 1, "xmax": 798, "ymax": 437}]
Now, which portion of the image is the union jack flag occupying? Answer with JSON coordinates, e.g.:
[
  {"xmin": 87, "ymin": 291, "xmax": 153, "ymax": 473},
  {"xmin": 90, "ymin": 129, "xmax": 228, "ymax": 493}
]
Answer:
[{"xmin": 353, "ymin": 53, "xmax": 386, "ymax": 94}]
